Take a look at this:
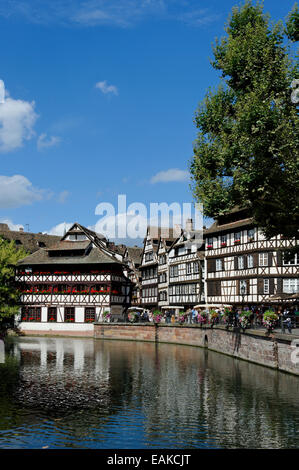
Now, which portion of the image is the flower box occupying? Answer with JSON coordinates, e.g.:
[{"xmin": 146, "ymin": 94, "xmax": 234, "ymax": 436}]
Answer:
[
  {"xmin": 234, "ymin": 240, "xmax": 241, "ymax": 244},
  {"xmin": 221, "ymin": 242, "xmax": 227, "ymax": 247},
  {"xmin": 207, "ymin": 245, "xmax": 213, "ymax": 249}
]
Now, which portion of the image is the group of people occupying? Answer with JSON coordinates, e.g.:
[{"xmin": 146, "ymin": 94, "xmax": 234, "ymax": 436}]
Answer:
[{"xmin": 128, "ymin": 305, "xmax": 299, "ymax": 332}]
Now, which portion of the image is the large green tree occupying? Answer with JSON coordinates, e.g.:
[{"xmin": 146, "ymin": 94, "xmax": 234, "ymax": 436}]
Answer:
[
  {"xmin": 190, "ymin": 1, "xmax": 299, "ymax": 241},
  {"xmin": 0, "ymin": 237, "xmax": 27, "ymax": 326}
]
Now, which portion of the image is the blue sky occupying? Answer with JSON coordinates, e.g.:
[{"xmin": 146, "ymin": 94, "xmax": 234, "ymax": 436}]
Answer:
[{"xmin": 0, "ymin": 0, "xmax": 296, "ymax": 245}]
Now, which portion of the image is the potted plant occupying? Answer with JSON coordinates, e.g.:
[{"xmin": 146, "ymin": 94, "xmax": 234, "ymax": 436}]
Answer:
[
  {"xmin": 128, "ymin": 312, "xmax": 137, "ymax": 323},
  {"xmin": 197, "ymin": 311, "xmax": 208, "ymax": 326},
  {"xmin": 239, "ymin": 311, "xmax": 251, "ymax": 331},
  {"xmin": 263, "ymin": 310, "xmax": 278, "ymax": 333},
  {"xmin": 153, "ymin": 310, "xmax": 162, "ymax": 324},
  {"xmin": 178, "ymin": 311, "xmax": 186, "ymax": 324},
  {"xmin": 209, "ymin": 310, "xmax": 219, "ymax": 328},
  {"xmin": 103, "ymin": 311, "xmax": 111, "ymax": 322}
]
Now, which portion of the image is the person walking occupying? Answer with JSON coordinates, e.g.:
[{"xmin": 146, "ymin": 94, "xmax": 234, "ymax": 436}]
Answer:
[{"xmin": 192, "ymin": 308, "xmax": 198, "ymax": 324}]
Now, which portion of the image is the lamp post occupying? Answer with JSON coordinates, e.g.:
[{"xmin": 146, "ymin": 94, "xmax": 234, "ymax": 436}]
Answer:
[{"xmin": 240, "ymin": 283, "xmax": 246, "ymax": 328}]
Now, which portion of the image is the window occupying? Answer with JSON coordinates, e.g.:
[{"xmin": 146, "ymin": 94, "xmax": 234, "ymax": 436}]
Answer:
[
  {"xmin": 21, "ymin": 306, "xmax": 41, "ymax": 322},
  {"xmin": 247, "ymin": 228, "xmax": 255, "ymax": 241},
  {"xmin": 221, "ymin": 235, "xmax": 227, "ymax": 246},
  {"xmin": 159, "ymin": 255, "xmax": 166, "ymax": 265},
  {"xmin": 283, "ymin": 279, "xmax": 299, "ymax": 294},
  {"xmin": 170, "ymin": 265, "xmax": 178, "ymax": 277},
  {"xmin": 247, "ymin": 254, "xmax": 254, "ymax": 268},
  {"xmin": 193, "ymin": 262, "xmax": 199, "ymax": 273},
  {"xmin": 234, "ymin": 232, "xmax": 241, "ymax": 243},
  {"xmin": 238, "ymin": 256, "xmax": 244, "ymax": 269},
  {"xmin": 85, "ymin": 307, "xmax": 95, "ymax": 323},
  {"xmin": 216, "ymin": 259, "xmax": 222, "ymax": 271},
  {"xmin": 159, "ymin": 291, "xmax": 167, "ymax": 301},
  {"xmin": 65, "ymin": 307, "xmax": 75, "ymax": 322},
  {"xmin": 145, "ymin": 251, "xmax": 153, "ymax": 262},
  {"xmin": 207, "ymin": 237, "xmax": 213, "ymax": 249},
  {"xmin": 264, "ymin": 279, "xmax": 270, "ymax": 294},
  {"xmin": 190, "ymin": 284, "xmax": 196, "ymax": 294},
  {"xmin": 259, "ymin": 253, "xmax": 268, "ymax": 266},
  {"xmin": 186, "ymin": 263, "xmax": 192, "ymax": 275},
  {"xmin": 239, "ymin": 280, "xmax": 247, "ymax": 295},
  {"xmin": 47, "ymin": 307, "xmax": 57, "ymax": 322},
  {"xmin": 38, "ymin": 241, "xmax": 46, "ymax": 247},
  {"xmin": 283, "ymin": 254, "xmax": 298, "ymax": 265}
]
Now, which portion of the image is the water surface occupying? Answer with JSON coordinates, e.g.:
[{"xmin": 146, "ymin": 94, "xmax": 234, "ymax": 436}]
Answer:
[{"xmin": 0, "ymin": 336, "xmax": 299, "ymax": 449}]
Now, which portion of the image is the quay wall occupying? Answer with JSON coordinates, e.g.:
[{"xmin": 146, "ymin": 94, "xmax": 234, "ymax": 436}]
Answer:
[
  {"xmin": 18, "ymin": 322, "xmax": 94, "ymax": 337},
  {"xmin": 94, "ymin": 323, "xmax": 299, "ymax": 376}
]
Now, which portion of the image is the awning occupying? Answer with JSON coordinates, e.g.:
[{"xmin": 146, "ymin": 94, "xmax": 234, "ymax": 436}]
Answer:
[{"xmin": 264, "ymin": 293, "xmax": 299, "ymax": 302}]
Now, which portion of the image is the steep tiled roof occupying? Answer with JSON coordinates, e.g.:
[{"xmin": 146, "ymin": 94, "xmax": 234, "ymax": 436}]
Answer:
[{"xmin": 0, "ymin": 227, "xmax": 60, "ymax": 253}]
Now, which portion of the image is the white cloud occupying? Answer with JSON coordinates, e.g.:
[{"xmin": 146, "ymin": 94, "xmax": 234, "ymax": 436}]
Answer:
[
  {"xmin": 37, "ymin": 133, "xmax": 61, "ymax": 150},
  {"xmin": 0, "ymin": 1, "xmax": 220, "ymax": 29},
  {"xmin": 44, "ymin": 222, "xmax": 73, "ymax": 236},
  {"xmin": 0, "ymin": 218, "xmax": 24, "ymax": 231},
  {"xmin": 0, "ymin": 85, "xmax": 38, "ymax": 152},
  {"xmin": 57, "ymin": 190, "xmax": 69, "ymax": 204},
  {"xmin": 0, "ymin": 175, "xmax": 44, "ymax": 208},
  {"xmin": 95, "ymin": 81, "xmax": 118, "ymax": 96},
  {"xmin": 150, "ymin": 168, "xmax": 189, "ymax": 183}
]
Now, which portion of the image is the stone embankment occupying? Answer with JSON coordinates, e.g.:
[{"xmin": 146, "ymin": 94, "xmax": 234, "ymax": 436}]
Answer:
[{"xmin": 94, "ymin": 323, "xmax": 299, "ymax": 376}]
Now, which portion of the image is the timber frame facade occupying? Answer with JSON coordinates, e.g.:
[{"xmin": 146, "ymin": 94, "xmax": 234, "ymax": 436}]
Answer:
[
  {"xmin": 140, "ymin": 220, "xmax": 205, "ymax": 311},
  {"xmin": 15, "ymin": 223, "xmax": 132, "ymax": 328},
  {"xmin": 204, "ymin": 208, "xmax": 299, "ymax": 307}
]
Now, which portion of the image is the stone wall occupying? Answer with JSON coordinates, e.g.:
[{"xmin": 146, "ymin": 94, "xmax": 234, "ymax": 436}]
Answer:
[{"xmin": 94, "ymin": 323, "xmax": 299, "ymax": 376}]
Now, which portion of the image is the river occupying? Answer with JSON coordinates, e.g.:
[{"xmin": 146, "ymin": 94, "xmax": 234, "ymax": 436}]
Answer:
[{"xmin": 0, "ymin": 336, "xmax": 298, "ymax": 449}]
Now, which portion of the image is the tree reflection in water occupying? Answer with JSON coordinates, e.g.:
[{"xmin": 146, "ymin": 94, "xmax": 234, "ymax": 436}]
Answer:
[{"xmin": 0, "ymin": 336, "xmax": 298, "ymax": 449}]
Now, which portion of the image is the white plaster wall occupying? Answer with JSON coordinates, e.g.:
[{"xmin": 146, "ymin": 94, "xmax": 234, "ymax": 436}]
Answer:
[{"xmin": 19, "ymin": 322, "xmax": 94, "ymax": 332}]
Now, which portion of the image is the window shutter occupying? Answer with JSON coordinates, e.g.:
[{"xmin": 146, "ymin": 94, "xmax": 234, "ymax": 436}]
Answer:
[
  {"xmin": 234, "ymin": 257, "xmax": 238, "ymax": 270},
  {"xmin": 253, "ymin": 253, "xmax": 258, "ymax": 267},
  {"xmin": 207, "ymin": 281, "xmax": 213, "ymax": 296},
  {"xmin": 246, "ymin": 279, "xmax": 250, "ymax": 294},
  {"xmin": 257, "ymin": 279, "xmax": 264, "ymax": 294},
  {"xmin": 269, "ymin": 278, "xmax": 275, "ymax": 294},
  {"xmin": 276, "ymin": 250, "xmax": 282, "ymax": 266},
  {"xmin": 216, "ymin": 281, "xmax": 221, "ymax": 296},
  {"xmin": 208, "ymin": 259, "xmax": 216, "ymax": 272},
  {"xmin": 243, "ymin": 256, "xmax": 247, "ymax": 269},
  {"xmin": 236, "ymin": 280, "xmax": 240, "ymax": 295},
  {"xmin": 277, "ymin": 278, "xmax": 283, "ymax": 294},
  {"xmin": 268, "ymin": 252, "xmax": 273, "ymax": 267}
]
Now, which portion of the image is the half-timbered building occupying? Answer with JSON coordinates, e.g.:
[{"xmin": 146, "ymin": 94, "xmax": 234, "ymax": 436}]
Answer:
[
  {"xmin": 204, "ymin": 208, "xmax": 299, "ymax": 307},
  {"xmin": 168, "ymin": 219, "xmax": 205, "ymax": 310},
  {"xmin": 123, "ymin": 246, "xmax": 143, "ymax": 306},
  {"xmin": 15, "ymin": 223, "xmax": 132, "ymax": 335},
  {"xmin": 140, "ymin": 227, "xmax": 176, "ymax": 309}
]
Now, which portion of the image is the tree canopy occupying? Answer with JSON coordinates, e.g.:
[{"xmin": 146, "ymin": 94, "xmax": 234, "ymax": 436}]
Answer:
[
  {"xmin": 0, "ymin": 237, "xmax": 27, "ymax": 326},
  {"xmin": 190, "ymin": 1, "xmax": 299, "ymax": 241}
]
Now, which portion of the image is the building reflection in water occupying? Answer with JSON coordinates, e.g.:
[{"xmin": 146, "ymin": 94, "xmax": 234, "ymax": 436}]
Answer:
[{"xmin": 0, "ymin": 337, "xmax": 298, "ymax": 449}]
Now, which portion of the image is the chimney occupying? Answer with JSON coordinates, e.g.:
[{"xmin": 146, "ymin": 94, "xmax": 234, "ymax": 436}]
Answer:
[{"xmin": 185, "ymin": 218, "xmax": 193, "ymax": 232}]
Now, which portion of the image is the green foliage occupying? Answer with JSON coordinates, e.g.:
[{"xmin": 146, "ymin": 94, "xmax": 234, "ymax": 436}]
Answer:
[
  {"xmin": 190, "ymin": 1, "xmax": 299, "ymax": 241},
  {"xmin": 0, "ymin": 237, "xmax": 27, "ymax": 324},
  {"xmin": 286, "ymin": 3, "xmax": 299, "ymax": 42}
]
